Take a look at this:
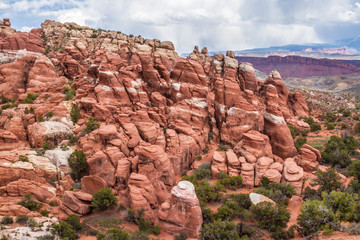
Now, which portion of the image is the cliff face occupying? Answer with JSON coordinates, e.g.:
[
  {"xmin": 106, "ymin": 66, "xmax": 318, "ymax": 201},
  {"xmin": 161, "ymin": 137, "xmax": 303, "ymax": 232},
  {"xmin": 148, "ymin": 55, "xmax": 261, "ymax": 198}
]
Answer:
[
  {"xmin": 0, "ymin": 19, "xmax": 312, "ymax": 237},
  {"xmin": 236, "ymin": 55, "xmax": 360, "ymax": 78}
]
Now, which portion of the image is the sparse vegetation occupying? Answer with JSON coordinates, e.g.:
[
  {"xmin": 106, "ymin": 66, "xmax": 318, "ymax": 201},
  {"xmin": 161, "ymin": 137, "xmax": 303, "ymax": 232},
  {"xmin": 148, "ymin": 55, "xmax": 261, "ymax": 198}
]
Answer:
[
  {"xmin": 92, "ymin": 188, "xmax": 118, "ymax": 211},
  {"xmin": 68, "ymin": 149, "xmax": 88, "ymax": 181},
  {"xmin": 70, "ymin": 103, "xmax": 81, "ymax": 124},
  {"xmin": 85, "ymin": 117, "xmax": 100, "ymax": 133},
  {"xmin": 17, "ymin": 193, "xmax": 42, "ymax": 211}
]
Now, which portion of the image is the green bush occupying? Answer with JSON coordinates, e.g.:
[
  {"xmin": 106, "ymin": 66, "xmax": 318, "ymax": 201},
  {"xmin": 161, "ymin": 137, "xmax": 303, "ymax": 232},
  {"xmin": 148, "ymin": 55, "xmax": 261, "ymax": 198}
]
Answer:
[
  {"xmin": 37, "ymin": 115, "xmax": 45, "ymax": 122},
  {"xmin": 341, "ymin": 123, "xmax": 348, "ymax": 129},
  {"xmin": 1, "ymin": 216, "xmax": 13, "ymax": 224},
  {"xmin": 194, "ymin": 162, "xmax": 212, "ymax": 180},
  {"xmin": 355, "ymin": 122, "xmax": 360, "ymax": 134},
  {"xmin": 1, "ymin": 103, "xmax": 16, "ymax": 110},
  {"xmin": 194, "ymin": 180, "xmax": 223, "ymax": 203},
  {"xmin": 67, "ymin": 214, "xmax": 82, "ymax": 231},
  {"xmin": 63, "ymin": 86, "xmax": 76, "ymax": 101},
  {"xmin": 47, "ymin": 110, "xmax": 54, "ymax": 118},
  {"xmin": 325, "ymin": 111, "xmax": 337, "ymax": 122},
  {"xmin": 227, "ymin": 193, "xmax": 251, "ymax": 210},
  {"xmin": 18, "ymin": 155, "xmax": 29, "ymax": 162},
  {"xmin": 295, "ymin": 137, "xmax": 307, "ymax": 151},
  {"xmin": 217, "ymin": 144, "xmax": 228, "ymax": 151},
  {"xmin": 97, "ymin": 228, "xmax": 130, "ymax": 240},
  {"xmin": 16, "ymin": 215, "xmax": 29, "ymax": 224},
  {"xmin": 327, "ymin": 122, "xmax": 335, "ymax": 130},
  {"xmin": 250, "ymin": 202, "xmax": 290, "ymax": 231},
  {"xmin": 85, "ymin": 117, "xmax": 100, "ymax": 133},
  {"xmin": 138, "ymin": 218, "xmax": 160, "ymax": 235},
  {"xmin": 200, "ymin": 220, "xmax": 240, "ymax": 240},
  {"xmin": 174, "ymin": 232, "xmax": 188, "ymax": 240},
  {"xmin": 40, "ymin": 209, "xmax": 50, "ymax": 217},
  {"xmin": 311, "ymin": 169, "xmax": 342, "ymax": 194},
  {"xmin": 297, "ymin": 199, "xmax": 340, "ymax": 237},
  {"xmin": 1, "ymin": 95, "xmax": 9, "ymax": 104},
  {"xmin": 216, "ymin": 172, "xmax": 243, "ymax": 190},
  {"xmin": 200, "ymin": 203, "xmax": 214, "ymax": 224},
  {"xmin": 348, "ymin": 160, "xmax": 360, "ymax": 182},
  {"xmin": 92, "ymin": 188, "xmax": 118, "ymax": 211},
  {"xmin": 52, "ymin": 222, "xmax": 77, "ymax": 240},
  {"xmin": 17, "ymin": 193, "xmax": 42, "ymax": 211},
  {"xmin": 21, "ymin": 93, "xmax": 39, "ymax": 104},
  {"xmin": 321, "ymin": 135, "xmax": 359, "ymax": 167},
  {"xmin": 343, "ymin": 110, "xmax": 352, "ymax": 117},
  {"xmin": 288, "ymin": 125, "xmax": 298, "ymax": 139},
  {"xmin": 345, "ymin": 223, "xmax": 360, "ymax": 235},
  {"xmin": 68, "ymin": 150, "xmax": 88, "ymax": 181},
  {"xmin": 321, "ymin": 191, "xmax": 358, "ymax": 221},
  {"xmin": 303, "ymin": 116, "xmax": 321, "ymax": 132},
  {"xmin": 126, "ymin": 208, "xmax": 144, "ymax": 224},
  {"xmin": 70, "ymin": 104, "xmax": 81, "ymax": 124}
]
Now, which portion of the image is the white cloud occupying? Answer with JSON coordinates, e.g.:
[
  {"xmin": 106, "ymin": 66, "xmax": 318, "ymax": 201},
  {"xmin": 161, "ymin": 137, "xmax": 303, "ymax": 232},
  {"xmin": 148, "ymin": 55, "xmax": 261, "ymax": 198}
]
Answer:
[
  {"xmin": 0, "ymin": 2, "xmax": 11, "ymax": 10},
  {"xmin": 5, "ymin": 0, "xmax": 360, "ymax": 53},
  {"xmin": 20, "ymin": 26, "xmax": 33, "ymax": 32}
]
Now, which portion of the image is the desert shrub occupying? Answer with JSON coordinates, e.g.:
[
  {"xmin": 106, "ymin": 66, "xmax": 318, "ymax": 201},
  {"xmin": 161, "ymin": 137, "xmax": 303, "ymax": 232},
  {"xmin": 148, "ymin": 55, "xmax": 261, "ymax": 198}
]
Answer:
[
  {"xmin": 70, "ymin": 104, "xmax": 81, "ymax": 124},
  {"xmin": 1, "ymin": 95, "xmax": 9, "ymax": 104},
  {"xmin": 321, "ymin": 191, "xmax": 358, "ymax": 221},
  {"xmin": 200, "ymin": 220, "xmax": 240, "ymax": 240},
  {"xmin": 1, "ymin": 216, "xmax": 13, "ymax": 224},
  {"xmin": 217, "ymin": 144, "xmax": 228, "ymax": 151},
  {"xmin": 68, "ymin": 150, "xmax": 88, "ymax": 181},
  {"xmin": 130, "ymin": 231, "xmax": 149, "ymax": 240},
  {"xmin": 355, "ymin": 122, "xmax": 360, "ymax": 134},
  {"xmin": 297, "ymin": 199, "xmax": 340, "ymax": 237},
  {"xmin": 353, "ymin": 115, "xmax": 359, "ymax": 120},
  {"xmin": 126, "ymin": 208, "xmax": 144, "ymax": 224},
  {"xmin": 347, "ymin": 160, "xmax": 360, "ymax": 182},
  {"xmin": 21, "ymin": 93, "xmax": 39, "ymax": 104},
  {"xmin": 46, "ymin": 110, "xmax": 54, "ymax": 118},
  {"xmin": 295, "ymin": 137, "xmax": 307, "ymax": 151},
  {"xmin": 345, "ymin": 223, "xmax": 360, "ymax": 235},
  {"xmin": 92, "ymin": 188, "xmax": 117, "ymax": 211},
  {"xmin": 196, "ymin": 155, "xmax": 202, "ymax": 161},
  {"xmin": 138, "ymin": 218, "xmax": 160, "ymax": 235},
  {"xmin": 327, "ymin": 122, "xmax": 335, "ymax": 130},
  {"xmin": 311, "ymin": 169, "xmax": 342, "ymax": 194},
  {"xmin": 63, "ymin": 86, "xmax": 76, "ymax": 100},
  {"xmin": 17, "ymin": 193, "xmax": 42, "ymax": 211},
  {"xmin": 37, "ymin": 115, "xmax": 45, "ymax": 122},
  {"xmin": 174, "ymin": 232, "xmax": 188, "ymax": 240},
  {"xmin": 194, "ymin": 162, "xmax": 211, "ymax": 180},
  {"xmin": 341, "ymin": 123, "xmax": 348, "ymax": 129},
  {"xmin": 1, "ymin": 103, "xmax": 16, "ymax": 110},
  {"xmin": 301, "ymin": 129, "xmax": 309, "ymax": 136},
  {"xmin": 85, "ymin": 117, "xmax": 100, "ymax": 133},
  {"xmin": 255, "ymin": 179, "xmax": 296, "ymax": 206},
  {"xmin": 40, "ymin": 209, "xmax": 50, "ymax": 217},
  {"xmin": 16, "ymin": 215, "xmax": 29, "ymax": 224},
  {"xmin": 200, "ymin": 203, "xmax": 214, "ymax": 224},
  {"xmin": 302, "ymin": 186, "xmax": 320, "ymax": 201},
  {"xmin": 227, "ymin": 193, "xmax": 251, "ymax": 210},
  {"xmin": 250, "ymin": 202, "xmax": 291, "ymax": 238},
  {"xmin": 214, "ymin": 205, "xmax": 235, "ymax": 221},
  {"xmin": 52, "ymin": 222, "xmax": 77, "ymax": 240},
  {"xmin": 303, "ymin": 116, "xmax": 321, "ymax": 132},
  {"xmin": 216, "ymin": 171, "xmax": 243, "ymax": 190},
  {"xmin": 343, "ymin": 110, "xmax": 352, "ymax": 117},
  {"xmin": 195, "ymin": 180, "xmax": 223, "ymax": 203},
  {"xmin": 67, "ymin": 214, "xmax": 82, "ymax": 231},
  {"xmin": 321, "ymin": 135, "xmax": 359, "ymax": 167},
  {"xmin": 325, "ymin": 111, "xmax": 337, "ymax": 122},
  {"xmin": 42, "ymin": 141, "xmax": 54, "ymax": 150},
  {"xmin": 69, "ymin": 134, "xmax": 78, "ymax": 146},
  {"xmin": 288, "ymin": 125, "xmax": 298, "ymax": 139},
  {"xmin": 24, "ymin": 107, "xmax": 30, "ymax": 114},
  {"xmin": 18, "ymin": 155, "xmax": 29, "ymax": 162}
]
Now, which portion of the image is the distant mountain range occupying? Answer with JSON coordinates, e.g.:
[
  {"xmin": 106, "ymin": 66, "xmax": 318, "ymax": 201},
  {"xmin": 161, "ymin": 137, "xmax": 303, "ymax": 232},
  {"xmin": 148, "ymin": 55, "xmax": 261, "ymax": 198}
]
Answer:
[{"xmin": 201, "ymin": 34, "xmax": 360, "ymax": 60}]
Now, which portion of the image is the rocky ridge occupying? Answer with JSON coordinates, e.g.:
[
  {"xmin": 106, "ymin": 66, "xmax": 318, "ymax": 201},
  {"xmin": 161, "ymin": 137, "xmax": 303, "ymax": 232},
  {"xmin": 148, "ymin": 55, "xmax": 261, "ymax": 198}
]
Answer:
[{"xmin": 0, "ymin": 19, "xmax": 320, "ymax": 238}]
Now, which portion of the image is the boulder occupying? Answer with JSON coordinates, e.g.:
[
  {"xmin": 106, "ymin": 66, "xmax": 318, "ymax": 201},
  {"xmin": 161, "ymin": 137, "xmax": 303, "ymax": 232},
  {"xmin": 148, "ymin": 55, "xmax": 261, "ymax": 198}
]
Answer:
[
  {"xmin": 159, "ymin": 181, "xmax": 202, "ymax": 238},
  {"xmin": 81, "ymin": 175, "xmax": 108, "ymax": 195},
  {"xmin": 254, "ymin": 157, "xmax": 274, "ymax": 186},
  {"xmin": 234, "ymin": 130, "xmax": 273, "ymax": 163},
  {"xmin": 241, "ymin": 163, "xmax": 255, "ymax": 187},
  {"xmin": 226, "ymin": 149, "xmax": 241, "ymax": 177},
  {"xmin": 62, "ymin": 191, "xmax": 92, "ymax": 215},
  {"xmin": 249, "ymin": 192, "xmax": 275, "ymax": 205},
  {"xmin": 211, "ymin": 151, "xmax": 227, "ymax": 178},
  {"xmin": 295, "ymin": 144, "xmax": 321, "ymax": 171}
]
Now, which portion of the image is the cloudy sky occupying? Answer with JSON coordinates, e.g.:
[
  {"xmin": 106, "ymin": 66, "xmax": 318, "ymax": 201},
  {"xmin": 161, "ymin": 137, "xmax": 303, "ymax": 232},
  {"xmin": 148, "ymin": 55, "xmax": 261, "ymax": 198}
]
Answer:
[{"xmin": 2, "ymin": 0, "xmax": 360, "ymax": 53}]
